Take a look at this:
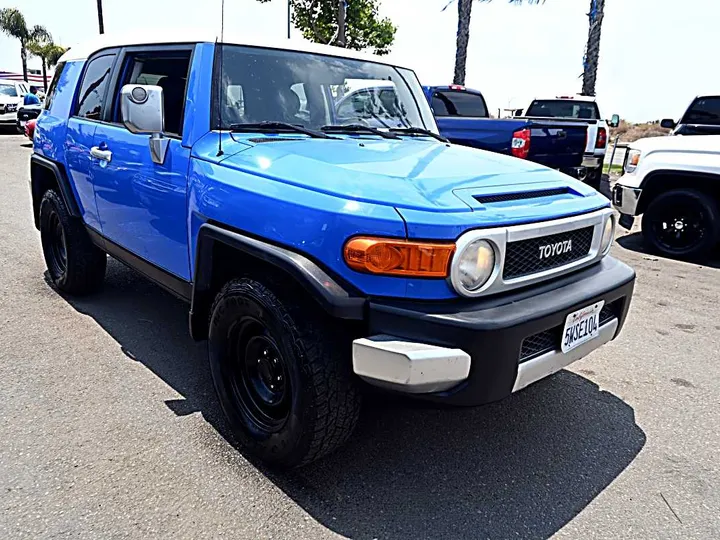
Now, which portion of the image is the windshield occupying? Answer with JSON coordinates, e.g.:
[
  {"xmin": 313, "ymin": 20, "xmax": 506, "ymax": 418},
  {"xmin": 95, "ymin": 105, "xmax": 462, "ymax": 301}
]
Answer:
[
  {"xmin": 681, "ymin": 96, "xmax": 720, "ymax": 125},
  {"xmin": 525, "ymin": 99, "xmax": 600, "ymax": 120},
  {"xmin": 214, "ymin": 45, "xmax": 438, "ymax": 133},
  {"xmin": 431, "ymin": 90, "xmax": 488, "ymax": 117},
  {"xmin": 0, "ymin": 84, "xmax": 18, "ymax": 97}
]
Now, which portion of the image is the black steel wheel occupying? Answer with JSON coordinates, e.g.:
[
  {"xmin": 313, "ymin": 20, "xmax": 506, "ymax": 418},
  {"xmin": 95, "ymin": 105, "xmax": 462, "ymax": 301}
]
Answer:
[
  {"xmin": 39, "ymin": 190, "xmax": 107, "ymax": 295},
  {"xmin": 642, "ymin": 188, "xmax": 720, "ymax": 259},
  {"xmin": 208, "ymin": 278, "xmax": 361, "ymax": 468},
  {"xmin": 228, "ymin": 318, "xmax": 291, "ymax": 433}
]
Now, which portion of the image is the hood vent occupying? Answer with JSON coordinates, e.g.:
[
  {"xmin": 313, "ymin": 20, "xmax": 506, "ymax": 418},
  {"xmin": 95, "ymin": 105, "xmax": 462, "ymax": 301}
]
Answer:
[
  {"xmin": 474, "ymin": 187, "xmax": 570, "ymax": 204},
  {"xmin": 248, "ymin": 137, "xmax": 305, "ymax": 144}
]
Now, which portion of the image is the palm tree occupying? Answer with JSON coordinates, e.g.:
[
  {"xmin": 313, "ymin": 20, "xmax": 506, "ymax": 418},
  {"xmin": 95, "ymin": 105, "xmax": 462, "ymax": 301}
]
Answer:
[
  {"xmin": 581, "ymin": 0, "xmax": 604, "ymax": 96},
  {"xmin": 0, "ymin": 8, "xmax": 50, "ymax": 83},
  {"xmin": 27, "ymin": 39, "xmax": 67, "ymax": 90},
  {"xmin": 447, "ymin": 0, "xmax": 543, "ymax": 86}
]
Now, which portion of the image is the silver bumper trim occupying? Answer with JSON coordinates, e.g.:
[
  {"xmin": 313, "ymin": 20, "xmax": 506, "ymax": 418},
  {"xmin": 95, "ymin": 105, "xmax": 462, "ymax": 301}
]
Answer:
[
  {"xmin": 582, "ymin": 156, "xmax": 601, "ymax": 168},
  {"xmin": 612, "ymin": 184, "xmax": 642, "ymax": 216},
  {"xmin": 352, "ymin": 335, "xmax": 471, "ymax": 394},
  {"xmin": 513, "ymin": 319, "xmax": 618, "ymax": 393}
]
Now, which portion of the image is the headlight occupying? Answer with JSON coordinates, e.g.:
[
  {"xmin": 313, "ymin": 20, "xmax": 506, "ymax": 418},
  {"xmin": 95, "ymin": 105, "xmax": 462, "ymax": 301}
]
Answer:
[
  {"xmin": 624, "ymin": 149, "xmax": 641, "ymax": 173},
  {"xmin": 600, "ymin": 214, "xmax": 616, "ymax": 255},
  {"xmin": 451, "ymin": 239, "xmax": 496, "ymax": 295}
]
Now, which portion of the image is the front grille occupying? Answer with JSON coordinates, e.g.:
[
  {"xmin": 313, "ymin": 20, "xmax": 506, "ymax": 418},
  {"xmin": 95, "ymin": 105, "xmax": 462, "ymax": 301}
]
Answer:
[
  {"xmin": 518, "ymin": 299, "xmax": 621, "ymax": 363},
  {"xmin": 503, "ymin": 226, "xmax": 594, "ymax": 280},
  {"xmin": 474, "ymin": 188, "xmax": 569, "ymax": 204}
]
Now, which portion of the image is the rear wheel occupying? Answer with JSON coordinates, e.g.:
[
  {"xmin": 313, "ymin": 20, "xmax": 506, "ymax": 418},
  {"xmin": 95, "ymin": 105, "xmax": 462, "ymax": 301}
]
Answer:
[
  {"xmin": 208, "ymin": 278, "xmax": 361, "ymax": 467},
  {"xmin": 39, "ymin": 190, "xmax": 107, "ymax": 294},
  {"xmin": 642, "ymin": 188, "xmax": 720, "ymax": 259}
]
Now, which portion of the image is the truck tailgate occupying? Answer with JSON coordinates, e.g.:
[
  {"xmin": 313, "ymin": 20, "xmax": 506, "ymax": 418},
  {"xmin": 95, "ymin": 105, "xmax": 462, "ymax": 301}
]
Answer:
[{"xmin": 527, "ymin": 121, "xmax": 588, "ymax": 169}]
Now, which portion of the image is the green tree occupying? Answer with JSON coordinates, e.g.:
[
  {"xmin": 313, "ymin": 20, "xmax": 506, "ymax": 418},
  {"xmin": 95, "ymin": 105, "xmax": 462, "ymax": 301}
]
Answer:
[
  {"xmin": 0, "ymin": 8, "xmax": 50, "ymax": 83},
  {"xmin": 27, "ymin": 39, "xmax": 67, "ymax": 90},
  {"xmin": 446, "ymin": 0, "xmax": 543, "ymax": 85},
  {"xmin": 257, "ymin": 0, "xmax": 396, "ymax": 55},
  {"xmin": 581, "ymin": 0, "xmax": 604, "ymax": 96}
]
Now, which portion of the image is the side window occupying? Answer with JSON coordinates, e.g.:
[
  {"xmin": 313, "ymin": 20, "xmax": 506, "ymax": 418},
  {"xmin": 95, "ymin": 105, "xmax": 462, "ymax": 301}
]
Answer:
[
  {"xmin": 115, "ymin": 50, "xmax": 191, "ymax": 136},
  {"xmin": 44, "ymin": 62, "xmax": 66, "ymax": 111},
  {"xmin": 431, "ymin": 94, "xmax": 450, "ymax": 116},
  {"xmin": 76, "ymin": 54, "xmax": 115, "ymax": 120}
]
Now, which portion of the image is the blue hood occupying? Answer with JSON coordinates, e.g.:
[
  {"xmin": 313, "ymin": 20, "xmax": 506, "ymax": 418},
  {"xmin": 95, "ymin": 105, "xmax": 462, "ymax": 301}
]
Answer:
[{"xmin": 214, "ymin": 135, "xmax": 604, "ymax": 214}]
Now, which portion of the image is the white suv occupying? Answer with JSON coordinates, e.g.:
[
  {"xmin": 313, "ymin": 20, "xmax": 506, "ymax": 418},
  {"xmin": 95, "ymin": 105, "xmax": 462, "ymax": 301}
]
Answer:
[
  {"xmin": 0, "ymin": 79, "xmax": 31, "ymax": 126},
  {"xmin": 524, "ymin": 95, "xmax": 619, "ymax": 188}
]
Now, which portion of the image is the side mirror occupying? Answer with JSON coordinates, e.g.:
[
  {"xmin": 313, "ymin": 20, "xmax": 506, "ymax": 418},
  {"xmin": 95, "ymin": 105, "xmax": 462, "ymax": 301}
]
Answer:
[
  {"xmin": 660, "ymin": 118, "xmax": 676, "ymax": 129},
  {"xmin": 120, "ymin": 84, "xmax": 168, "ymax": 164},
  {"xmin": 514, "ymin": 109, "xmax": 523, "ymax": 117},
  {"xmin": 609, "ymin": 114, "xmax": 620, "ymax": 128}
]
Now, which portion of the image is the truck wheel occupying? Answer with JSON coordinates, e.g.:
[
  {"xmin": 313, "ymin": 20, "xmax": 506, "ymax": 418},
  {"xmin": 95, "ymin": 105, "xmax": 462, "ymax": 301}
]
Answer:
[
  {"xmin": 208, "ymin": 278, "xmax": 361, "ymax": 468},
  {"xmin": 39, "ymin": 190, "xmax": 107, "ymax": 295},
  {"xmin": 642, "ymin": 188, "xmax": 720, "ymax": 259}
]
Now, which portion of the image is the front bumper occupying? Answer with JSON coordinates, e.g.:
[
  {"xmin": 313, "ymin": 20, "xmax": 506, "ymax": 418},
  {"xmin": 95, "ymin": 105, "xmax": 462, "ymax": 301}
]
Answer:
[
  {"xmin": 612, "ymin": 182, "xmax": 642, "ymax": 216},
  {"xmin": 354, "ymin": 256, "xmax": 635, "ymax": 406},
  {"xmin": 0, "ymin": 112, "xmax": 18, "ymax": 123}
]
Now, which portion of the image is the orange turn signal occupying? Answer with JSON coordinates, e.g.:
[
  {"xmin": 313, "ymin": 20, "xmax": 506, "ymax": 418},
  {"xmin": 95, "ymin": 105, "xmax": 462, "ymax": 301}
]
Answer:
[{"xmin": 343, "ymin": 237, "xmax": 455, "ymax": 277}]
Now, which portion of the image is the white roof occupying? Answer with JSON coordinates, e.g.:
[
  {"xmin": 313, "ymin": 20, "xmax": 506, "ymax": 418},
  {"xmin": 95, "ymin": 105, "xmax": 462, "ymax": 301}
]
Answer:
[{"xmin": 58, "ymin": 29, "xmax": 409, "ymax": 69}]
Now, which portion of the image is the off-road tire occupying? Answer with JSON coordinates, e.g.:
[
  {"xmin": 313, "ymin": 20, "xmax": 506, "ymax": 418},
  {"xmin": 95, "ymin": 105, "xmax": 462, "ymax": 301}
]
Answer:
[
  {"xmin": 39, "ymin": 190, "xmax": 106, "ymax": 295},
  {"xmin": 208, "ymin": 278, "xmax": 361, "ymax": 468}
]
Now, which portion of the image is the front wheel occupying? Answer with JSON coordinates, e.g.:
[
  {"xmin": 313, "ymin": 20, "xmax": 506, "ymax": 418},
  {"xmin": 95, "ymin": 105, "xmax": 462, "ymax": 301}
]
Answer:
[
  {"xmin": 208, "ymin": 278, "xmax": 361, "ymax": 468},
  {"xmin": 642, "ymin": 188, "xmax": 720, "ymax": 259}
]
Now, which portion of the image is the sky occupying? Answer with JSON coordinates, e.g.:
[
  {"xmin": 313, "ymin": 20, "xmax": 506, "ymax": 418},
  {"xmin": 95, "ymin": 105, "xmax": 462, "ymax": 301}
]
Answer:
[{"xmin": 1, "ymin": 0, "xmax": 717, "ymax": 122}]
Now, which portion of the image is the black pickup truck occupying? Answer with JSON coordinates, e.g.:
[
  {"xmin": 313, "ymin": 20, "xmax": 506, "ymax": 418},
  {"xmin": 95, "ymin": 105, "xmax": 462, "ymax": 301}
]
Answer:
[
  {"xmin": 423, "ymin": 85, "xmax": 590, "ymax": 182},
  {"xmin": 662, "ymin": 95, "xmax": 720, "ymax": 135}
]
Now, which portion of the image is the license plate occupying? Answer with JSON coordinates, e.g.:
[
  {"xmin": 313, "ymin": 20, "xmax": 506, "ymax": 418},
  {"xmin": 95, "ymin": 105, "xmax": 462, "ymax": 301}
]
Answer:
[{"xmin": 561, "ymin": 301, "xmax": 604, "ymax": 353}]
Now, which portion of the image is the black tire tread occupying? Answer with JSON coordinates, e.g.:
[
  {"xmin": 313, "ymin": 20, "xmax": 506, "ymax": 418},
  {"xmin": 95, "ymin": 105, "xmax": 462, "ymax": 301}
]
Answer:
[
  {"xmin": 210, "ymin": 278, "xmax": 361, "ymax": 467},
  {"xmin": 39, "ymin": 190, "xmax": 106, "ymax": 295}
]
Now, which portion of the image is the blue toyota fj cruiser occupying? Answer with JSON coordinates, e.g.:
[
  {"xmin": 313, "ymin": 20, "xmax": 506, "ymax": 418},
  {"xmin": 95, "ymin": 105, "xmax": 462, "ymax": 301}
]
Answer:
[{"xmin": 30, "ymin": 34, "xmax": 635, "ymax": 467}]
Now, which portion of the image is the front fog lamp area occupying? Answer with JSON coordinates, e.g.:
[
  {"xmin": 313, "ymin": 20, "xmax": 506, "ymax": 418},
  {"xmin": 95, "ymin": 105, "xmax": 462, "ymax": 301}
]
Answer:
[
  {"xmin": 453, "ymin": 239, "xmax": 496, "ymax": 293},
  {"xmin": 600, "ymin": 215, "xmax": 616, "ymax": 254}
]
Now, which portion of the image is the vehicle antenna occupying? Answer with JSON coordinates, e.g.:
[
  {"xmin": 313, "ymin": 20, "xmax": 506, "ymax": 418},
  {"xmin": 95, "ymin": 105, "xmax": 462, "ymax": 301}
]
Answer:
[{"xmin": 216, "ymin": 0, "xmax": 225, "ymax": 157}]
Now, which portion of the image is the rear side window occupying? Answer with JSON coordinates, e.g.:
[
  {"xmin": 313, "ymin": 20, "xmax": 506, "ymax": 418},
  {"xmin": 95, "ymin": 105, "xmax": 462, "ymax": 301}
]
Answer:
[
  {"xmin": 75, "ymin": 54, "xmax": 115, "ymax": 120},
  {"xmin": 44, "ymin": 62, "xmax": 66, "ymax": 111},
  {"xmin": 682, "ymin": 97, "xmax": 720, "ymax": 125},
  {"xmin": 432, "ymin": 91, "xmax": 488, "ymax": 117},
  {"xmin": 526, "ymin": 100, "xmax": 600, "ymax": 120}
]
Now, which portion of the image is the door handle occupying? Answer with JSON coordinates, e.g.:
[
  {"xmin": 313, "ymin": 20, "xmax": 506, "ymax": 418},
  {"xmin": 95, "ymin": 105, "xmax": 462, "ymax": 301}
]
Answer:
[{"xmin": 90, "ymin": 146, "xmax": 112, "ymax": 162}]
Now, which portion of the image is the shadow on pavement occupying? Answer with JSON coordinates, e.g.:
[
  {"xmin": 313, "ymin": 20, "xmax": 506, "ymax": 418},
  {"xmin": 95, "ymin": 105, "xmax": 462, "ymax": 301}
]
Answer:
[
  {"xmin": 617, "ymin": 231, "xmax": 720, "ymax": 269},
  {"xmin": 63, "ymin": 259, "xmax": 646, "ymax": 540}
]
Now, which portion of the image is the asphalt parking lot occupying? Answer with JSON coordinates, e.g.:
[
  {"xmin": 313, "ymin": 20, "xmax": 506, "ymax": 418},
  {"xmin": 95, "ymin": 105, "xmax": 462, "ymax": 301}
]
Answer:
[{"xmin": 0, "ymin": 132, "xmax": 718, "ymax": 539}]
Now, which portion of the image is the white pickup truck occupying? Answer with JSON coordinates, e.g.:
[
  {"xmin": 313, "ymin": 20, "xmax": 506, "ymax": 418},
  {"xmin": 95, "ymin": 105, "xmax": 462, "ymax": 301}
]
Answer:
[
  {"xmin": 523, "ymin": 95, "xmax": 620, "ymax": 189},
  {"xmin": 612, "ymin": 135, "xmax": 720, "ymax": 259}
]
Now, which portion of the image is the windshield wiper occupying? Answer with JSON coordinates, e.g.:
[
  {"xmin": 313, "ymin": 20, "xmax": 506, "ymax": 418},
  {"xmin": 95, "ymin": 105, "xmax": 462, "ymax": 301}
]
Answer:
[
  {"xmin": 389, "ymin": 127, "xmax": 449, "ymax": 143},
  {"xmin": 321, "ymin": 124, "xmax": 400, "ymax": 140},
  {"xmin": 229, "ymin": 121, "xmax": 332, "ymax": 139}
]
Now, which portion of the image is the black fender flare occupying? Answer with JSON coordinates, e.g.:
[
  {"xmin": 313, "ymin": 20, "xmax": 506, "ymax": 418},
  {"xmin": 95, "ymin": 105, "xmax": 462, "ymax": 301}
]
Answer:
[
  {"xmin": 189, "ymin": 223, "xmax": 366, "ymax": 340},
  {"xmin": 30, "ymin": 154, "xmax": 81, "ymax": 228}
]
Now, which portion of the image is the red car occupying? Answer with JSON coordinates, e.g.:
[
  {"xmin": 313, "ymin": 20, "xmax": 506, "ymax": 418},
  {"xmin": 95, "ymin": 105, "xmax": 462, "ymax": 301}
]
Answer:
[{"xmin": 24, "ymin": 118, "xmax": 36, "ymax": 140}]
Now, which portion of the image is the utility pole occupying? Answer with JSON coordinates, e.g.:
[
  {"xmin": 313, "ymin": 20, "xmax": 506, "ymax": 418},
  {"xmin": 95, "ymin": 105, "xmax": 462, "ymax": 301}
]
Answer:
[
  {"xmin": 96, "ymin": 0, "xmax": 105, "ymax": 34},
  {"xmin": 287, "ymin": 0, "xmax": 291, "ymax": 39},
  {"xmin": 337, "ymin": 0, "xmax": 346, "ymax": 47}
]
